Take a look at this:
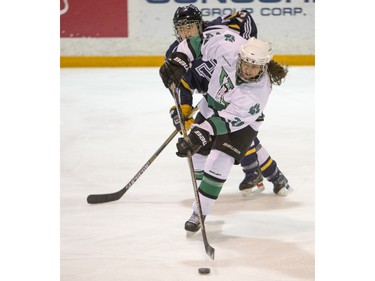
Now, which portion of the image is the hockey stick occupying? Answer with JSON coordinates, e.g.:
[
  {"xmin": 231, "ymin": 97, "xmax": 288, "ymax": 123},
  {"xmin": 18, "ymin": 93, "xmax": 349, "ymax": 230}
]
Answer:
[
  {"xmin": 170, "ymin": 87, "xmax": 215, "ymax": 260},
  {"xmin": 87, "ymin": 130, "xmax": 178, "ymax": 204},
  {"xmin": 86, "ymin": 107, "xmax": 199, "ymax": 204}
]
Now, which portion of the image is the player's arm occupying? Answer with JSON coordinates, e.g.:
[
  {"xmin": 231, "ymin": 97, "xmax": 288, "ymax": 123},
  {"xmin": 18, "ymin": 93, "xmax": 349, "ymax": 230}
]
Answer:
[
  {"xmin": 204, "ymin": 10, "xmax": 258, "ymax": 39},
  {"xmin": 169, "ymin": 77, "xmax": 195, "ymax": 132},
  {"xmin": 223, "ymin": 10, "xmax": 258, "ymax": 39},
  {"xmin": 193, "ymin": 96, "xmax": 262, "ymax": 136}
]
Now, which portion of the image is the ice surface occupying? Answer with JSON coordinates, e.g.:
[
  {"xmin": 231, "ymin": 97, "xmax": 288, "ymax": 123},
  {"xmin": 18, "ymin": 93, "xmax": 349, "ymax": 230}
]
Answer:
[{"xmin": 61, "ymin": 67, "xmax": 315, "ymax": 281}]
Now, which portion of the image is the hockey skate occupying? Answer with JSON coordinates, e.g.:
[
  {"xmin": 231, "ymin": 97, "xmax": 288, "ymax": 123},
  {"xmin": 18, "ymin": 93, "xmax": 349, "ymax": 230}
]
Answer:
[
  {"xmin": 271, "ymin": 170, "xmax": 293, "ymax": 196},
  {"xmin": 185, "ymin": 211, "xmax": 205, "ymax": 236},
  {"xmin": 239, "ymin": 168, "xmax": 265, "ymax": 197}
]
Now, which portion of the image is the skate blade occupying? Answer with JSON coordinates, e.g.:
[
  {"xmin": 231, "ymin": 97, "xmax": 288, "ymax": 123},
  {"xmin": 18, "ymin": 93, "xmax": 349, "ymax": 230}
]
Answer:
[
  {"xmin": 241, "ymin": 182, "xmax": 265, "ymax": 197},
  {"xmin": 186, "ymin": 230, "xmax": 199, "ymax": 238},
  {"xmin": 276, "ymin": 185, "xmax": 294, "ymax": 197}
]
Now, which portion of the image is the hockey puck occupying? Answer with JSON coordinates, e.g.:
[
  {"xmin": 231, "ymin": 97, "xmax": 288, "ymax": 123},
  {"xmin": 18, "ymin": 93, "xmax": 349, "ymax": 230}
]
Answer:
[{"xmin": 198, "ymin": 267, "xmax": 210, "ymax": 274}]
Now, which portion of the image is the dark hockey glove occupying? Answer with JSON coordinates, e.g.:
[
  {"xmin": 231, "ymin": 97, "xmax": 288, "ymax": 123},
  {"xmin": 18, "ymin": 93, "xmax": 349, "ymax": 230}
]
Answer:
[
  {"xmin": 159, "ymin": 52, "xmax": 191, "ymax": 88},
  {"xmin": 176, "ymin": 127, "xmax": 211, "ymax": 157},
  {"xmin": 170, "ymin": 104, "xmax": 194, "ymax": 132}
]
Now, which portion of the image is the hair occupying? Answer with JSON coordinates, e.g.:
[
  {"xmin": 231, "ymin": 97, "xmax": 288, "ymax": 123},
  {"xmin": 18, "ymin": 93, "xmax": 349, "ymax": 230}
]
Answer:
[{"xmin": 267, "ymin": 60, "xmax": 288, "ymax": 86}]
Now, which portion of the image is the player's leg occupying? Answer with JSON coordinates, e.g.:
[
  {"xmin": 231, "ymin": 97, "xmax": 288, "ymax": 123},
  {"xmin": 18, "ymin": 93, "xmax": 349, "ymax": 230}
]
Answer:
[
  {"xmin": 256, "ymin": 143, "xmax": 293, "ymax": 196},
  {"xmin": 185, "ymin": 149, "xmax": 234, "ymax": 232},
  {"xmin": 239, "ymin": 137, "xmax": 265, "ymax": 196}
]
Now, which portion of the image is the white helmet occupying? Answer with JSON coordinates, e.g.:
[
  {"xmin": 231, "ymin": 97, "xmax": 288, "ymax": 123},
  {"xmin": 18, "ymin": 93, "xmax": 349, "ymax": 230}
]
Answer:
[{"xmin": 237, "ymin": 37, "xmax": 273, "ymax": 83}]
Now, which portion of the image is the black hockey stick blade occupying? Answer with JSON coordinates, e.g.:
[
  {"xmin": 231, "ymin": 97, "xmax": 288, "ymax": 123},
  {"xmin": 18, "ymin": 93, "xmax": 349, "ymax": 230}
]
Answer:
[
  {"xmin": 86, "ymin": 129, "xmax": 179, "ymax": 204},
  {"xmin": 204, "ymin": 240, "xmax": 215, "ymax": 260},
  {"xmin": 200, "ymin": 217, "xmax": 215, "ymax": 259},
  {"xmin": 87, "ymin": 189, "xmax": 127, "ymax": 204}
]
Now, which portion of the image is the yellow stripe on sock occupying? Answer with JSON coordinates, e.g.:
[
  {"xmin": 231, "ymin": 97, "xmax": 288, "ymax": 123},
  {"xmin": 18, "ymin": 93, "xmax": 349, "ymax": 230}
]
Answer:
[
  {"xmin": 260, "ymin": 158, "xmax": 273, "ymax": 172},
  {"xmin": 245, "ymin": 147, "xmax": 257, "ymax": 156}
]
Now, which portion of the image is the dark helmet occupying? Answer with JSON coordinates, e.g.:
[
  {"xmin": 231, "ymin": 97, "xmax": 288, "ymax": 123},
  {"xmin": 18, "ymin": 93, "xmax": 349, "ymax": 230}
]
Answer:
[
  {"xmin": 173, "ymin": 5, "xmax": 203, "ymax": 41},
  {"xmin": 173, "ymin": 5, "xmax": 202, "ymax": 26}
]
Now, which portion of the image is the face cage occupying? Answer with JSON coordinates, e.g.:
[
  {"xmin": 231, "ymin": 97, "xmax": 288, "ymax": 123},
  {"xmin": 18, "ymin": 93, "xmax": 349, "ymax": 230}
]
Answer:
[
  {"xmin": 236, "ymin": 57, "xmax": 268, "ymax": 83},
  {"xmin": 173, "ymin": 20, "xmax": 202, "ymax": 42}
]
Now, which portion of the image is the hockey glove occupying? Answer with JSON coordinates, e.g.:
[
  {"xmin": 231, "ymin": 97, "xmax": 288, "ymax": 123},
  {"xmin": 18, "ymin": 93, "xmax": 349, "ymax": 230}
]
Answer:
[
  {"xmin": 176, "ymin": 127, "xmax": 211, "ymax": 157},
  {"xmin": 159, "ymin": 52, "xmax": 191, "ymax": 89},
  {"xmin": 169, "ymin": 104, "xmax": 194, "ymax": 132}
]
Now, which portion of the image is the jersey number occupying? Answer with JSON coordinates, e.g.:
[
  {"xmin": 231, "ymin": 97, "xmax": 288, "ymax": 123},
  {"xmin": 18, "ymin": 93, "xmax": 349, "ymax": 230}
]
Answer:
[{"xmin": 230, "ymin": 117, "xmax": 244, "ymax": 127}]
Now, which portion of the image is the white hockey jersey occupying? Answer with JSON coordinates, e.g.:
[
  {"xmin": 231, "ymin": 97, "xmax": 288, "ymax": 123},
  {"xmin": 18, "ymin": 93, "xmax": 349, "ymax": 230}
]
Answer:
[{"xmin": 176, "ymin": 29, "xmax": 272, "ymax": 135}]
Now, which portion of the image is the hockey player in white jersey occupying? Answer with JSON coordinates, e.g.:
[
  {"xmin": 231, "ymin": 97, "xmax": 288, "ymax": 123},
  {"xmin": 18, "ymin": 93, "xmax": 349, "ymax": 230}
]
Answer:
[
  {"xmin": 159, "ymin": 30, "xmax": 288, "ymax": 232},
  {"xmin": 166, "ymin": 5, "xmax": 291, "ymax": 197}
]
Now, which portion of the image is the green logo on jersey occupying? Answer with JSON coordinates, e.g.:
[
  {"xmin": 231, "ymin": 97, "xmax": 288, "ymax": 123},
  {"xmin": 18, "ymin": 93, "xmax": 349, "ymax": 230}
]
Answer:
[
  {"xmin": 231, "ymin": 117, "xmax": 244, "ymax": 127},
  {"xmin": 203, "ymin": 33, "xmax": 214, "ymax": 45},
  {"xmin": 249, "ymin": 104, "xmax": 260, "ymax": 115},
  {"xmin": 224, "ymin": 34, "xmax": 235, "ymax": 42},
  {"xmin": 219, "ymin": 67, "xmax": 234, "ymax": 89},
  {"xmin": 213, "ymin": 67, "xmax": 233, "ymax": 107}
]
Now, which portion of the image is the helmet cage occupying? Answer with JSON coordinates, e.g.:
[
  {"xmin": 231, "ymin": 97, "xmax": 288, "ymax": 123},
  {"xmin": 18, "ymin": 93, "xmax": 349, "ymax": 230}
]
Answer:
[
  {"xmin": 173, "ymin": 20, "xmax": 202, "ymax": 42},
  {"xmin": 173, "ymin": 5, "xmax": 202, "ymax": 42}
]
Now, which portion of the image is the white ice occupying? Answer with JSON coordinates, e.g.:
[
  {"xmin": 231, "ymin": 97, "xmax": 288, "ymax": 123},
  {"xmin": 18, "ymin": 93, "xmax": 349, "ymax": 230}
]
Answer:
[{"xmin": 61, "ymin": 66, "xmax": 315, "ymax": 281}]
